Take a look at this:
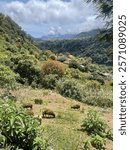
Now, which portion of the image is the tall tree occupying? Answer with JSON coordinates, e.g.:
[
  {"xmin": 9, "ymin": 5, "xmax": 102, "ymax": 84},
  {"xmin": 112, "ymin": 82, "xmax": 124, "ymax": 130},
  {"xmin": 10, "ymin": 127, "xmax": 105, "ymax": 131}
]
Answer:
[{"xmin": 85, "ymin": 0, "xmax": 113, "ymax": 60}]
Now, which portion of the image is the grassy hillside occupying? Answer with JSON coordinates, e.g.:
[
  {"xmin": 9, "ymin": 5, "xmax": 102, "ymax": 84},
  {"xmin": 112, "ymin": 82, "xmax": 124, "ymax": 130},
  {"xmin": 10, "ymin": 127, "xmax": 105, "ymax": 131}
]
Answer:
[{"xmin": 0, "ymin": 13, "xmax": 113, "ymax": 150}]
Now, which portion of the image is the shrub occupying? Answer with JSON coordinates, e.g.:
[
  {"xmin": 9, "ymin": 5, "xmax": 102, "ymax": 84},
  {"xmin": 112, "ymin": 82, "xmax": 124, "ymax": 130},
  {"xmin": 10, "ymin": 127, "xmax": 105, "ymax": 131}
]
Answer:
[
  {"xmin": 34, "ymin": 98, "xmax": 43, "ymax": 105},
  {"xmin": 70, "ymin": 69, "xmax": 84, "ymax": 79},
  {"xmin": 43, "ymin": 50, "xmax": 54, "ymax": 58},
  {"xmin": 91, "ymin": 135, "xmax": 106, "ymax": 150},
  {"xmin": 85, "ymin": 80, "xmax": 101, "ymax": 91},
  {"xmin": 42, "ymin": 74, "xmax": 59, "ymax": 89},
  {"xmin": 41, "ymin": 60, "xmax": 65, "ymax": 77},
  {"xmin": 0, "ymin": 64, "xmax": 18, "ymax": 88},
  {"xmin": 56, "ymin": 78, "xmax": 85, "ymax": 100},
  {"xmin": 0, "ymin": 101, "xmax": 50, "ymax": 149},
  {"xmin": 84, "ymin": 96, "xmax": 113, "ymax": 108},
  {"xmin": 83, "ymin": 139, "xmax": 92, "ymax": 150},
  {"xmin": 81, "ymin": 110, "xmax": 108, "ymax": 136},
  {"xmin": 15, "ymin": 59, "xmax": 40, "ymax": 85},
  {"xmin": 106, "ymin": 129, "xmax": 113, "ymax": 141},
  {"xmin": 69, "ymin": 59, "xmax": 79, "ymax": 69},
  {"xmin": 49, "ymin": 54, "xmax": 57, "ymax": 60},
  {"xmin": 57, "ymin": 55, "xmax": 67, "ymax": 62},
  {"xmin": 90, "ymin": 73, "xmax": 105, "ymax": 85},
  {"xmin": 83, "ymin": 135, "xmax": 107, "ymax": 150}
]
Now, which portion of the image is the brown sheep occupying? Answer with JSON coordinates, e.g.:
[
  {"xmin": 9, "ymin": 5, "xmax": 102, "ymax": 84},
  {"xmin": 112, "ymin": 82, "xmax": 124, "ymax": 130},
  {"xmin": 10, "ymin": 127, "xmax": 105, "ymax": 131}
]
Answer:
[
  {"xmin": 71, "ymin": 104, "xmax": 80, "ymax": 110},
  {"xmin": 42, "ymin": 109, "xmax": 55, "ymax": 118},
  {"xmin": 22, "ymin": 103, "xmax": 33, "ymax": 109}
]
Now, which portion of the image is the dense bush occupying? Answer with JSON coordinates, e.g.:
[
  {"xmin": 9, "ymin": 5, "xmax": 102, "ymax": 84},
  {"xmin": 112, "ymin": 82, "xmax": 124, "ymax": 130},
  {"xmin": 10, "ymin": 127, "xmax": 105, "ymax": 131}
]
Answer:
[
  {"xmin": 0, "ymin": 64, "xmax": 18, "ymax": 88},
  {"xmin": 49, "ymin": 54, "xmax": 57, "ymax": 60},
  {"xmin": 56, "ymin": 78, "xmax": 85, "ymax": 100},
  {"xmin": 43, "ymin": 50, "xmax": 54, "ymax": 58},
  {"xmin": 41, "ymin": 60, "xmax": 65, "ymax": 77},
  {"xmin": 68, "ymin": 59, "xmax": 79, "ymax": 69},
  {"xmin": 85, "ymin": 80, "xmax": 101, "ymax": 91},
  {"xmin": 0, "ymin": 101, "xmax": 50, "ymax": 149},
  {"xmin": 42, "ymin": 74, "xmax": 59, "ymax": 89},
  {"xmin": 90, "ymin": 73, "xmax": 105, "ymax": 85},
  {"xmin": 15, "ymin": 59, "xmax": 40, "ymax": 85},
  {"xmin": 81, "ymin": 110, "xmax": 108, "ymax": 136},
  {"xmin": 91, "ymin": 135, "xmax": 106, "ymax": 150},
  {"xmin": 83, "ymin": 135, "xmax": 106, "ymax": 150},
  {"xmin": 83, "ymin": 95, "xmax": 112, "ymax": 108},
  {"xmin": 57, "ymin": 55, "xmax": 67, "ymax": 62}
]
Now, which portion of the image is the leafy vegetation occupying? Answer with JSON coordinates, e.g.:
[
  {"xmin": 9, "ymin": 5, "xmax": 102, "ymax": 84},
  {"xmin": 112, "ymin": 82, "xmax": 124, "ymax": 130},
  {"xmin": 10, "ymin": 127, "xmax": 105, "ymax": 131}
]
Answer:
[
  {"xmin": 41, "ymin": 60, "xmax": 65, "ymax": 77},
  {"xmin": 81, "ymin": 110, "xmax": 108, "ymax": 136},
  {"xmin": 0, "ymin": 101, "xmax": 50, "ymax": 149},
  {"xmin": 38, "ymin": 36, "xmax": 112, "ymax": 66},
  {"xmin": 56, "ymin": 78, "xmax": 85, "ymax": 100},
  {"xmin": 0, "ymin": 64, "xmax": 19, "ymax": 89},
  {"xmin": 84, "ymin": 135, "xmax": 106, "ymax": 150}
]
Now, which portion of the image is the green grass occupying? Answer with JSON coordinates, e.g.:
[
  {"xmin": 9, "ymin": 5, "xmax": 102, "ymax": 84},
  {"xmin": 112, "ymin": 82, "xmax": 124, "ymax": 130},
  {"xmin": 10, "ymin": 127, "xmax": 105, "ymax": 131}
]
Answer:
[{"xmin": 0, "ymin": 88, "xmax": 112, "ymax": 150}]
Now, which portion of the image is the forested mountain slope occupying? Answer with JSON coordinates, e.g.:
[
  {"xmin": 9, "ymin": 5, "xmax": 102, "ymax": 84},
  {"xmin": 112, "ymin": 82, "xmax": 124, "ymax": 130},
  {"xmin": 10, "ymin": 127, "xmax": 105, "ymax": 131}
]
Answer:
[{"xmin": 38, "ymin": 30, "xmax": 112, "ymax": 66}]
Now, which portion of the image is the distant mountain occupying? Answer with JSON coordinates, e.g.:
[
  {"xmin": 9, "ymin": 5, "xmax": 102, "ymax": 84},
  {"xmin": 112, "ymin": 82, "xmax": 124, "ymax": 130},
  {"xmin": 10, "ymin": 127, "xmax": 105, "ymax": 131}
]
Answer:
[
  {"xmin": 39, "ymin": 29, "xmax": 100, "ymax": 41},
  {"xmin": 40, "ymin": 34, "xmax": 75, "ymax": 41},
  {"xmin": 74, "ymin": 29, "xmax": 100, "ymax": 39}
]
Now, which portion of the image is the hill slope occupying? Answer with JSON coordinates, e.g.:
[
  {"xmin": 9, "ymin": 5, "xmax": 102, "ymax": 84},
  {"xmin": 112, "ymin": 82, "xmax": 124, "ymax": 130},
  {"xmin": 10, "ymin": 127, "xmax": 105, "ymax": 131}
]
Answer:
[
  {"xmin": 38, "ymin": 36, "xmax": 112, "ymax": 66},
  {"xmin": 0, "ymin": 13, "xmax": 40, "ymax": 57},
  {"xmin": 0, "ymin": 13, "xmax": 42, "ymax": 87}
]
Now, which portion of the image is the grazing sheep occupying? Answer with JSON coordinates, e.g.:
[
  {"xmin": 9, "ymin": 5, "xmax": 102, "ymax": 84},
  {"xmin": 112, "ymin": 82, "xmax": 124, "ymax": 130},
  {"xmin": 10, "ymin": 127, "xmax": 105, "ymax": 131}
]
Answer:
[
  {"xmin": 22, "ymin": 103, "xmax": 33, "ymax": 109},
  {"xmin": 42, "ymin": 109, "xmax": 55, "ymax": 118},
  {"xmin": 71, "ymin": 104, "xmax": 80, "ymax": 110},
  {"xmin": 34, "ymin": 115, "xmax": 42, "ymax": 125}
]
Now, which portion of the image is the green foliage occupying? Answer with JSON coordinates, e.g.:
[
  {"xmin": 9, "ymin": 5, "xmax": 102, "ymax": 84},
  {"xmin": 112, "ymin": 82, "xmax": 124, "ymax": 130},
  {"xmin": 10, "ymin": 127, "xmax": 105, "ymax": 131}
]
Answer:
[
  {"xmin": 43, "ymin": 50, "xmax": 54, "ymax": 58},
  {"xmin": 39, "ymin": 36, "xmax": 112, "ymax": 66},
  {"xmin": 0, "ymin": 64, "xmax": 18, "ymax": 88},
  {"xmin": 85, "ymin": 80, "xmax": 101, "ymax": 91},
  {"xmin": 65, "ymin": 68, "xmax": 89, "ymax": 81},
  {"xmin": 49, "ymin": 54, "xmax": 57, "ymax": 60},
  {"xmin": 90, "ymin": 72, "xmax": 105, "ymax": 85},
  {"xmin": 83, "ymin": 139, "xmax": 92, "ymax": 150},
  {"xmin": 106, "ymin": 129, "xmax": 113, "ymax": 141},
  {"xmin": 34, "ymin": 98, "xmax": 43, "ymax": 105},
  {"xmin": 81, "ymin": 110, "xmax": 108, "ymax": 136},
  {"xmin": 41, "ymin": 60, "xmax": 65, "ymax": 77},
  {"xmin": 83, "ymin": 95, "xmax": 112, "ymax": 108},
  {"xmin": 0, "ymin": 101, "xmax": 50, "ymax": 149},
  {"xmin": 57, "ymin": 55, "xmax": 67, "ymax": 62},
  {"xmin": 91, "ymin": 135, "xmax": 106, "ymax": 150},
  {"xmin": 14, "ymin": 58, "xmax": 40, "ymax": 85},
  {"xmin": 69, "ymin": 59, "xmax": 79, "ymax": 69},
  {"xmin": 42, "ymin": 74, "xmax": 59, "ymax": 89},
  {"xmin": 56, "ymin": 78, "xmax": 85, "ymax": 100}
]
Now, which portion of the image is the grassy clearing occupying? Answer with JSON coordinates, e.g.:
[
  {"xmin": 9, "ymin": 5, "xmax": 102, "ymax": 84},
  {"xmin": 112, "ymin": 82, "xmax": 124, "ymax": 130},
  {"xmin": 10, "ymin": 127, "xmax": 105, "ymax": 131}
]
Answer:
[{"xmin": 0, "ymin": 87, "xmax": 113, "ymax": 150}]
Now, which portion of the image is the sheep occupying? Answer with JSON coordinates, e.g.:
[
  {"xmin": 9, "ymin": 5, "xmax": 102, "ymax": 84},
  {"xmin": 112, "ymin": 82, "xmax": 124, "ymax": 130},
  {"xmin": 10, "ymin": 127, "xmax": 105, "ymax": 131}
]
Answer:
[
  {"xmin": 22, "ymin": 103, "xmax": 33, "ymax": 109},
  {"xmin": 71, "ymin": 104, "xmax": 80, "ymax": 110},
  {"xmin": 42, "ymin": 109, "xmax": 55, "ymax": 118},
  {"xmin": 34, "ymin": 115, "xmax": 42, "ymax": 125}
]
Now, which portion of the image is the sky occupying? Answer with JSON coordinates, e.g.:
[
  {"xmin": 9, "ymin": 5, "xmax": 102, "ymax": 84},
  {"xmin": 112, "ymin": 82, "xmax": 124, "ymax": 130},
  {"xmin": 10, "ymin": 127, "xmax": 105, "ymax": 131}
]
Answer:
[{"xmin": 0, "ymin": 0, "xmax": 105, "ymax": 37}]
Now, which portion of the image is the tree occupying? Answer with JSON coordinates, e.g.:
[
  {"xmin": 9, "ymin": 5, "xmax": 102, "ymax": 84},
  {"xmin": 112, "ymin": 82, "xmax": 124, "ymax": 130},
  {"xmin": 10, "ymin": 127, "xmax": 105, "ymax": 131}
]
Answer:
[{"xmin": 85, "ymin": 0, "xmax": 113, "ymax": 60}]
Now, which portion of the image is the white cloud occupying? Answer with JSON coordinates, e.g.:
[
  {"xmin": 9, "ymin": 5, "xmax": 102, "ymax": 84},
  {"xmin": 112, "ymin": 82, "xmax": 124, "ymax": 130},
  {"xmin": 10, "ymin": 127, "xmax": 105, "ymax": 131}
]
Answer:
[{"xmin": 0, "ymin": 0, "xmax": 105, "ymax": 37}]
